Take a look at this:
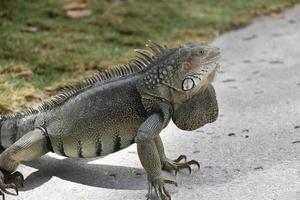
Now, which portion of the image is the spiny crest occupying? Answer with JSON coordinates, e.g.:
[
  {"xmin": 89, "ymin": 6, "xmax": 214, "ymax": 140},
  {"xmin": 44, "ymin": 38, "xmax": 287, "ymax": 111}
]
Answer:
[
  {"xmin": 1, "ymin": 108, "xmax": 39, "ymax": 121},
  {"xmin": 1, "ymin": 43, "xmax": 168, "ymax": 120}
]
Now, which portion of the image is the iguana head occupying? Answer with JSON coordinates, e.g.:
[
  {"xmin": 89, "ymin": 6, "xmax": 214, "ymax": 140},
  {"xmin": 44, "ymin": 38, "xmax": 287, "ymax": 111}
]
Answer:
[
  {"xmin": 168, "ymin": 44, "xmax": 220, "ymax": 100},
  {"xmin": 137, "ymin": 43, "xmax": 221, "ymax": 105},
  {"xmin": 136, "ymin": 43, "xmax": 221, "ymax": 130}
]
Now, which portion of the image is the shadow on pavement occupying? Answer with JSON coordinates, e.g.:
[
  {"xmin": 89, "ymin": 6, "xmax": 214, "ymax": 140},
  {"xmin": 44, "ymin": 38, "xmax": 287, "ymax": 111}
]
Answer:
[
  {"xmin": 19, "ymin": 154, "xmax": 247, "ymax": 193},
  {"xmin": 21, "ymin": 155, "xmax": 146, "ymax": 191}
]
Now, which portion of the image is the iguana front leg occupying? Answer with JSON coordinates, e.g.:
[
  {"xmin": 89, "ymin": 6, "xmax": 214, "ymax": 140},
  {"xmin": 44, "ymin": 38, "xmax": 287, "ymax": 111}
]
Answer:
[
  {"xmin": 136, "ymin": 113, "xmax": 177, "ymax": 200},
  {"xmin": 155, "ymin": 136, "xmax": 200, "ymax": 175},
  {"xmin": 0, "ymin": 128, "xmax": 49, "ymax": 199}
]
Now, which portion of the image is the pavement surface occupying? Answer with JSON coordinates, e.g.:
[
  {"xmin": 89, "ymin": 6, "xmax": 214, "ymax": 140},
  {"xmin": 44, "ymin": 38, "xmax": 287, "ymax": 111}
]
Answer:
[{"xmin": 6, "ymin": 4, "xmax": 300, "ymax": 200}]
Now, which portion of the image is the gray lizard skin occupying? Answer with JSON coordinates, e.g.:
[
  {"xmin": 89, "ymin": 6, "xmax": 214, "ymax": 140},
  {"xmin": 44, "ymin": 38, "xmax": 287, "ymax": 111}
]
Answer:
[{"xmin": 0, "ymin": 43, "xmax": 221, "ymax": 200}]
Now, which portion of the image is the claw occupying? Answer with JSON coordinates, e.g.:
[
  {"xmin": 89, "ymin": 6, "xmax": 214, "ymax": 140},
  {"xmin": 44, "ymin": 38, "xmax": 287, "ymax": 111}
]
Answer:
[
  {"xmin": 162, "ymin": 155, "xmax": 200, "ymax": 176},
  {"xmin": 0, "ymin": 185, "xmax": 15, "ymax": 196},
  {"xmin": 154, "ymin": 186, "xmax": 161, "ymax": 200},
  {"xmin": 148, "ymin": 177, "xmax": 174, "ymax": 200},
  {"xmin": 162, "ymin": 186, "xmax": 171, "ymax": 199},
  {"xmin": 187, "ymin": 160, "xmax": 200, "ymax": 169},
  {"xmin": 14, "ymin": 185, "xmax": 18, "ymax": 196},
  {"xmin": 0, "ymin": 170, "xmax": 24, "ymax": 198},
  {"xmin": 9, "ymin": 171, "xmax": 24, "ymax": 188},
  {"xmin": 173, "ymin": 155, "xmax": 187, "ymax": 163},
  {"xmin": 158, "ymin": 186, "xmax": 163, "ymax": 196},
  {"xmin": 164, "ymin": 179, "xmax": 178, "ymax": 187},
  {"xmin": 3, "ymin": 183, "xmax": 18, "ymax": 196},
  {"xmin": 162, "ymin": 164, "xmax": 177, "ymax": 174},
  {"xmin": 147, "ymin": 182, "xmax": 152, "ymax": 200},
  {"xmin": 4, "ymin": 183, "xmax": 18, "ymax": 196},
  {"xmin": 178, "ymin": 164, "xmax": 192, "ymax": 174}
]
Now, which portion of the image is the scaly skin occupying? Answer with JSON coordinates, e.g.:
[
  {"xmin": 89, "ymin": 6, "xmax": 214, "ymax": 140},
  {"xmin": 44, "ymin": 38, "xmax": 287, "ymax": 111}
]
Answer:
[{"xmin": 0, "ymin": 43, "xmax": 221, "ymax": 200}]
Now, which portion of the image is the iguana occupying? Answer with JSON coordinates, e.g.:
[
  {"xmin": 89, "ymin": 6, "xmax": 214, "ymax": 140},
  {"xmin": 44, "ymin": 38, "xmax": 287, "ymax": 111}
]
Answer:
[{"xmin": 0, "ymin": 43, "xmax": 220, "ymax": 200}]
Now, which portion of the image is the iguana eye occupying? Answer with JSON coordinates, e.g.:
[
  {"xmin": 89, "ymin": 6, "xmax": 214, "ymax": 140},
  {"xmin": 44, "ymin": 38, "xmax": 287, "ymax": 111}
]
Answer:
[
  {"xmin": 192, "ymin": 49, "xmax": 205, "ymax": 56},
  {"xmin": 182, "ymin": 78, "xmax": 195, "ymax": 91}
]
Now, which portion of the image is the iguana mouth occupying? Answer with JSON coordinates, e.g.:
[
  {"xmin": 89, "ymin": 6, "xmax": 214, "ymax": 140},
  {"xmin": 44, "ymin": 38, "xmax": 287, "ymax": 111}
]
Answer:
[
  {"xmin": 195, "ymin": 51, "xmax": 221, "ymax": 77},
  {"xmin": 202, "ymin": 55, "xmax": 221, "ymax": 65}
]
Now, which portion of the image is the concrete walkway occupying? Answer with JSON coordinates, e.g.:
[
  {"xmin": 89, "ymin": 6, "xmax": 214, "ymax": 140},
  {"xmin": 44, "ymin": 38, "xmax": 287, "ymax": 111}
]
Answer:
[{"xmin": 7, "ymin": 5, "xmax": 300, "ymax": 200}]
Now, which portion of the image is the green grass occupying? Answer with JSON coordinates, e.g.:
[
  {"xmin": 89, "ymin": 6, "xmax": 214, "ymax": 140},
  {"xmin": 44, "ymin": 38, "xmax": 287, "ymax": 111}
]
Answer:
[{"xmin": 0, "ymin": 0, "xmax": 299, "ymax": 113}]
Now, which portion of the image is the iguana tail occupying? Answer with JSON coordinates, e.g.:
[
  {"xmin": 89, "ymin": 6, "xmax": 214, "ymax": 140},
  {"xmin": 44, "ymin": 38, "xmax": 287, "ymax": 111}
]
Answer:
[{"xmin": 0, "ymin": 114, "xmax": 37, "ymax": 150}]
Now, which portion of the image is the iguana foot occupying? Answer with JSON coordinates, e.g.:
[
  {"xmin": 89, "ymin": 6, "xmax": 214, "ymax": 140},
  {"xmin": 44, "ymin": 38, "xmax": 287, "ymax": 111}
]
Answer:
[
  {"xmin": 162, "ymin": 155, "xmax": 200, "ymax": 175},
  {"xmin": 0, "ymin": 169, "xmax": 24, "ymax": 200},
  {"xmin": 6, "ymin": 171, "xmax": 24, "ymax": 188},
  {"xmin": 146, "ymin": 176, "xmax": 177, "ymax": 200}
]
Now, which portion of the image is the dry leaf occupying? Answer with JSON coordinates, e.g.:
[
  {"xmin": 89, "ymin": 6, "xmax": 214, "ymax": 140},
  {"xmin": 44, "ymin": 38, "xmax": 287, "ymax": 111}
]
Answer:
[
  {"xmin": 63, "ymin": 1, "xmax": 87, "ymax": 11},
  {"xmin": 67, "ymin": 9, "xmax": 92, "ymax": 18},
  {"xmin": 21, "ymin": 26, "xmax": 38, "ymax": 33}
]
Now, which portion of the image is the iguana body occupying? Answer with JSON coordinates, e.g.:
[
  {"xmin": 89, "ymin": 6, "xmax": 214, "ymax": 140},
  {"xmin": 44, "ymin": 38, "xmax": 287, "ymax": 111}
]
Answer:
[{"xmin": 0, "ymin": 43, "xmax": 220, "ymax": 200}]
